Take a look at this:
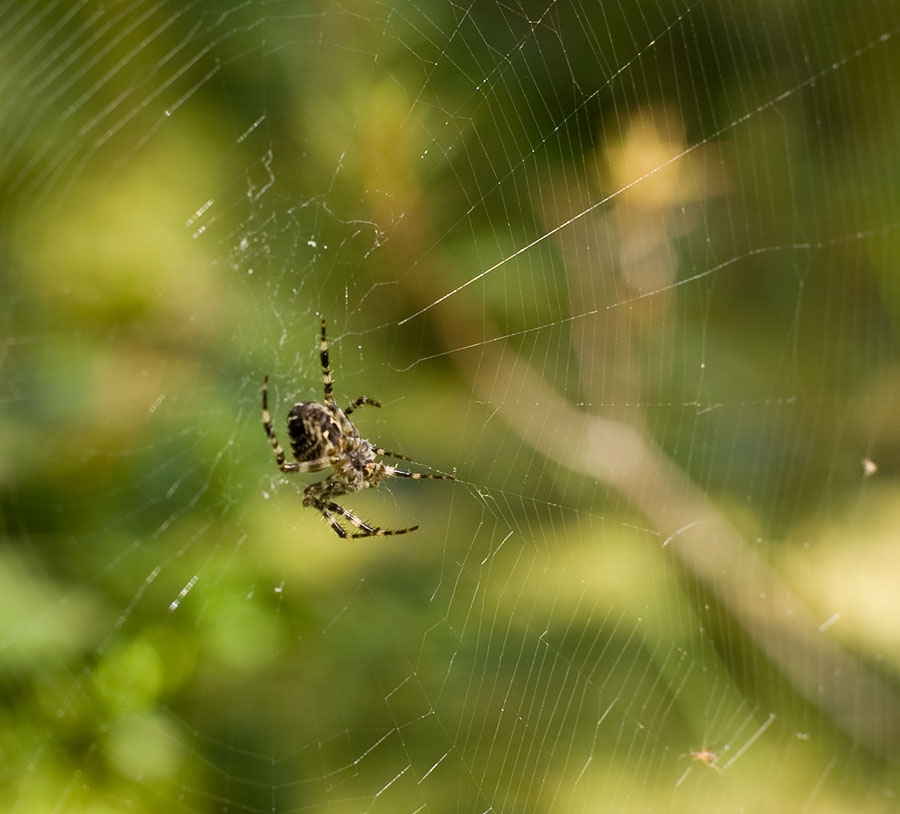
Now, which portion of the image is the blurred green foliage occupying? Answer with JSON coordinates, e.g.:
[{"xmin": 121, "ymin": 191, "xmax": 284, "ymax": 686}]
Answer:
[{"xmin": 3, "ymin": 1, "xmax": 900, "ymax": 811}]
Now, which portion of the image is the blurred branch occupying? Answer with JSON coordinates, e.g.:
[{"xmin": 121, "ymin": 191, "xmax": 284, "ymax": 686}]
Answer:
[{"xmin": 460, "ymin": 337, "xmax": 900, "ymax": 754}]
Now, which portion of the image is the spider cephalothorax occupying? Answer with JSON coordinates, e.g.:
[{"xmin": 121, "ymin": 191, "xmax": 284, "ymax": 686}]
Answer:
[{"xmin": 263, "ymin": 319, "xmax": 454, "ymax": 538}]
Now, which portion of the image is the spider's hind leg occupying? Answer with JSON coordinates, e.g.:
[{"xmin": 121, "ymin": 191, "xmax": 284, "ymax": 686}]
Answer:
[
  {"xmin": 310, "ymin": 496, "xmax": 419, "ymax": 538},
  {"xmin": 353, "ymin": 524, "xmax": 420, "ymax": 538}
]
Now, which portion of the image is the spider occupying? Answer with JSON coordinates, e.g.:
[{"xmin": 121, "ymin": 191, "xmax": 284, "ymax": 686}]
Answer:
[
  {"xmin": 689, "ymin": 748, "xmax": 723, "ymax": 774},
  {"xmin": 262, "ymin": 319, "xmax": 454, "ymax": 538}
]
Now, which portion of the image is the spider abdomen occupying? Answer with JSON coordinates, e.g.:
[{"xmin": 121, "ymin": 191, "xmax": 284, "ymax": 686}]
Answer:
[{"xmin": 287, "ymin": 402, "xmax": 341, "ymax": 461}]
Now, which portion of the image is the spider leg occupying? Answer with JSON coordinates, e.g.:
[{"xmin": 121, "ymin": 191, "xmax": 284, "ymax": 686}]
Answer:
[
  {"xmin": 307, "ymin": 495, "xmax": 419, "ymax": 538},
  {"xmin": 370, "ymin": 442, "xmax": 456, "ymax": 473},
  {"xmin": 339, "ymin": 503, "xmax": 419, "ymax": 536},
  {"xmin": 352, "ymin": 524, "xmax": 420, "ymax": 538},
  {"xmin": 318, "ymin": 319, "xmax": 336, "ymax": 405},
  {"xmin": 371, "ymin": 446, "xmax": 415, "ymax": 463},
  {"xmin": 379, "ymin": 463, "xmax": 455, "ymax": 480},
  {"xmin": 262, "ymin": 375, "xmax": 289, "ymax": 469},
  {"xmin": 330, "ymin": 502, "xmax": 419, "ymax": 538},
  {"xmin": 316, "ymin": 501, "xmax": 355, "ymax": 539},
  {"xmin": 344, "ymin": 396, "xmax": 381, "ymax": 416}
]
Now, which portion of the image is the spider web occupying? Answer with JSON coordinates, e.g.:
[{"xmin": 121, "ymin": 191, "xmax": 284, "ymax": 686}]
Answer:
[{"xmin": 4, "ymin": 0, "xmax": 900, "ymax": 811}]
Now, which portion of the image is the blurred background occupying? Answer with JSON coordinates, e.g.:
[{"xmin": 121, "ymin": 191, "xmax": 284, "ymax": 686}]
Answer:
[{"xmin": 3, "ymin": 0, "xmax": 900, "ymax": 811}]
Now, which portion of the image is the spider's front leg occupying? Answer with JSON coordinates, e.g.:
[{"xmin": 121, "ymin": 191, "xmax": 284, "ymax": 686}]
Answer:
[
  {"xmin": 262, "ymin": 376, "xmax": 286, "ymax": 465},
  {"xmin": 344, "ymin": 395, "xmax": 381, "ymax": 416}
]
